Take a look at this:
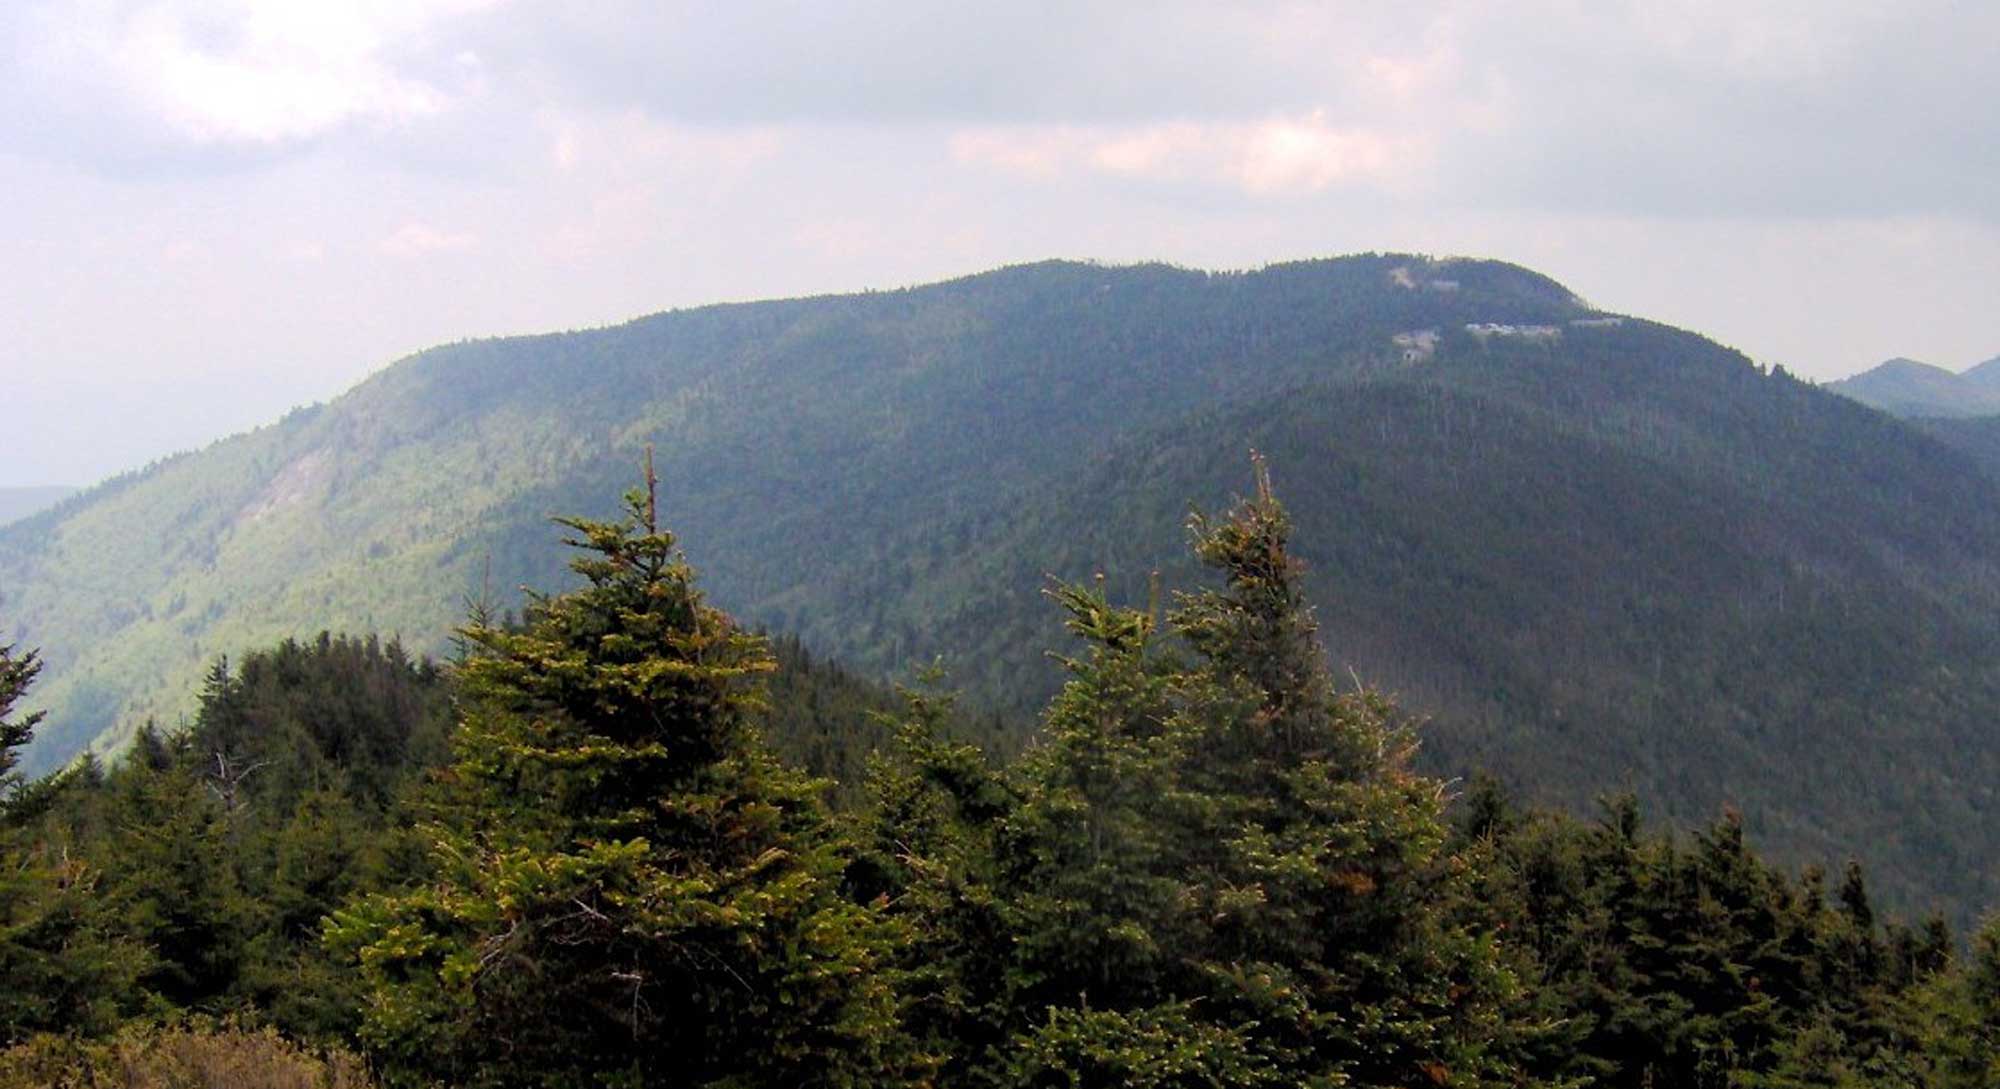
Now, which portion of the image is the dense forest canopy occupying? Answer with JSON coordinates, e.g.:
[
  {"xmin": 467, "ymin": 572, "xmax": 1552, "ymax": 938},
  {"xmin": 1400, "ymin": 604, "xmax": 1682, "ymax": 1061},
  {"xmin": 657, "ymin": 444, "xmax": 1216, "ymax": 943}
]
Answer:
[{"xmin": 2, "ymin": 473, "xmax": 1997, "ymax": 1086}]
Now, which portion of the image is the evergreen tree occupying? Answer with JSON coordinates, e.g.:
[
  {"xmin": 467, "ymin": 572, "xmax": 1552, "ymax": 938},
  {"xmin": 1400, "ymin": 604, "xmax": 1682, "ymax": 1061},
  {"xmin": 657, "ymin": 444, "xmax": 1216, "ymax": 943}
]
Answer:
[
  {"xmin": 89, "ymin": 738, "xmax": 252, "ymax": 1014},
  {"xmin": 849, "ymin": 679, "xmax": 1014, "ymax": 1086},
  {"xmin": 990, "ymin": 463, "xmax": 1532, "ymax": 1088},
  {"xmin": 997, "ymin": 579, "xmax": 1263, "ymax": 1088},
  {"xmin": 0, "ymin": 645, "xmax": 41, "ymax": 803},
  {"xmin": 1159, "ymin": 462, "xmax": 1526, "ymax": 1088},
  {"xmin": 328, "ymin": 475, "xmax": 910, "ymax": 1088},
  {"xmin": 1903, "ymin": 916, "xmax": 2000, "ymax": 1089},
  {"xmin": 0, "ymin": 642, "xmax": 148, "ymax": 1043}
]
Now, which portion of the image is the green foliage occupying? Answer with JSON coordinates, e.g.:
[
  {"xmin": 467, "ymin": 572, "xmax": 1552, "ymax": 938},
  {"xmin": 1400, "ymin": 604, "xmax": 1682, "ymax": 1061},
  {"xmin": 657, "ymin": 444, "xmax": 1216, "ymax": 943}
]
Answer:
[
  {"xmin": 847, "ymin": 679, "xmax": 1015, "ymax": 1085},
  {"xmin": 0, "ymin": 635, "xmax": 457, "ymax": 1042},
  {"xmin": 1897, "ymin": 916, "xmax": 2000, "ymax": 1088},
  {"xmin": 6, "ymin": 464, "xmax": 2000, "ymax": 1084},
  {"xmin": 0, "ymin": 644, "xmax": 43, "ymax": 797},
  {"xmin": 868, "ymin": 470, "xmax": 1536, "ymax": 1088},
  {"xmin": 1148, "ymin": 470, "xmax": 1524, "ymax": 1088},
  {"xmin": 90, "ymin": 745, "xmax": 253, "ymax": 1013},
  {"xmin": 190, "ymin": 634, "xmax": 452, "ymax": 815},
  {"xmin": 0, "ymin": 642, "xmax": 149, "ymax": 1044},
  {"xmin": 1451, "ymin": 779, "xmax": 1976, "ymax": 1088},
  {"xmin": 328, "ymin": 487, "xmax": 910, "ymax": 1088},
  {"xmin": 759, "ymin": 633, "xmax": 1012, "ymax": 808},
  {"xmin": 0, "ymin": 835, "xmax": 151, "ymax": 1045},
  {"xmin": 1007, "ymin": 1003, "xmax": 1285, "ymax": 1089}
]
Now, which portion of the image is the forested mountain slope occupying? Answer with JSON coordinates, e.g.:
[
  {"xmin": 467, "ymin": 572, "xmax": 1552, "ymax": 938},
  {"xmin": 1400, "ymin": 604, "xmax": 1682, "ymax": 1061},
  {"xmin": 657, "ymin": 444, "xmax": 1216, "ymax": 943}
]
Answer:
[
  {"xmin": 1916, "ymin": 415, "xmax": 2000, "ymax": 480},
  {"xmin": 6, "ymin": 254, "xmax": 2000, "ymax": 914},
  {"xmin": 1824, "ymin": 355, "xmax": 2000, "ymax": 482}
]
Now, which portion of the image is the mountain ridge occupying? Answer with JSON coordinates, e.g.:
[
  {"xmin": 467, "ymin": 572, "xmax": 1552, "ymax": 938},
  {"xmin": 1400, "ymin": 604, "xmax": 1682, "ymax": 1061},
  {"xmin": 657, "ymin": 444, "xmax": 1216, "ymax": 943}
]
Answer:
[
  {"xmin": 1827, "ymin": 354, "xmax": 2000, "ymax": 417},
  {"xmin": 7, "ymin": 253, "xmax": 2000, "ymax": 917}
]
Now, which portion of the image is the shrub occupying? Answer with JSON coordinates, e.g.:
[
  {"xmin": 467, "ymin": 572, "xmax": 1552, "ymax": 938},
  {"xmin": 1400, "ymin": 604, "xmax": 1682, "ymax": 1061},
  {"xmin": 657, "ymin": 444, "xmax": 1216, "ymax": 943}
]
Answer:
[{"xmin": 0, "ymin": 1024, "xmax": 374, "ymax": 1089}]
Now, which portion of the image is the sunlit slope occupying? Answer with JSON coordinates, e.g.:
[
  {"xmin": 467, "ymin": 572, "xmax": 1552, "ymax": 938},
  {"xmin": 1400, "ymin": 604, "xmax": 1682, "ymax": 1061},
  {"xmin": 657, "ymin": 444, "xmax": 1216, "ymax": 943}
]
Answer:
[
  {"xmin": 7, "ymin": 254, "xmax": 2000, "ymax": 914},
  {"xmin": 1, "ymin": 256, "xmax": 1578, "ymax": 769}
]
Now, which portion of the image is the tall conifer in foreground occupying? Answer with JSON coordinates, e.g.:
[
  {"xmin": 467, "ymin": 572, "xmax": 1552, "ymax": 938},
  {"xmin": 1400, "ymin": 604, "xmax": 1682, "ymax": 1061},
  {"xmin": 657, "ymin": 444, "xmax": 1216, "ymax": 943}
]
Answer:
[
  {"xmin": 328, "ymin": 470, "xmax": 907, "ymax": 1088},
  {"xmin": 0, "ymin": 646, "xmax": 44, "ymax": 804},
  {"xmin": 994, "ymin": 461, "xmax": 1535, "ymax": 1088},
  {"xmin": 0, "ymin": 642, "xmax": 147, "ymax": 1042}
]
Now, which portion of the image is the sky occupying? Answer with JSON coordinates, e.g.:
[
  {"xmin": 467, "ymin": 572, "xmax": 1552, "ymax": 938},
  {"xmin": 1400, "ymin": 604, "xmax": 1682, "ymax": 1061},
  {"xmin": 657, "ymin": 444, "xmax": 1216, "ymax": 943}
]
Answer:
[{"xmin": 3, "ymin": 1, "xmax": 1998, "ymax": 488}]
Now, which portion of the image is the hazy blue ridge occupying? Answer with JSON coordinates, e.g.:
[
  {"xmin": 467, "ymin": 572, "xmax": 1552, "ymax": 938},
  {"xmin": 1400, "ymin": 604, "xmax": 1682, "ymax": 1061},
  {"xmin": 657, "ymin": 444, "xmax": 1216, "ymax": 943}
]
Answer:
[{"xmin": 1826, "ymin": 355, "xmax": 2000, "ymax": 417}]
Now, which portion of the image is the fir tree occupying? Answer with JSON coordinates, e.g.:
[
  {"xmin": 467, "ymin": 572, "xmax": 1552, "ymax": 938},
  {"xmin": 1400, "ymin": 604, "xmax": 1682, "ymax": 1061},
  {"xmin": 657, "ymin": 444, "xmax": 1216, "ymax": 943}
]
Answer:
[
  {"xmin": 328, "ymin": 471, "xmax": 910, "ymax": 1088},
  {"xmin": 850, "ymin": 678, "xmax": 1014, "ymax": 1086},
  {"xmin": 993, "ymin": 462, "xmax": 1533, "ymax": 1088},
  {"xmin": 0, "ymin": 642, "xmax": 148, "ymax": 1042},
  {"xmin": 0, "ymin": 645, "xmax": 43, "ymax": 805},
  {"xmin": 1904, "ymin": 916, "xmax": 2000, "ymax": 1089},
  {"xmin": 1158, "ymin": 460, "xmax": 1526, "ymax": 1088}
]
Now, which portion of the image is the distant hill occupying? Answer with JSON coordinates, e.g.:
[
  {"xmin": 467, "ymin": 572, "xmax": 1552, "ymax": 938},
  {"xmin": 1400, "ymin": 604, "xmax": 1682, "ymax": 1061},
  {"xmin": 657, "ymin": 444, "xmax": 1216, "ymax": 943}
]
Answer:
[
  {"xmin": 1827, "ymin": 354, "xmax": 2000, "ymax": 417},
  {"xmin": 0, "ymin": 485, "xmax": 76, "ymax": 527},
  {"xmin": 7, "ymin": 255, "xmax": 2000, "ymax": 918}
]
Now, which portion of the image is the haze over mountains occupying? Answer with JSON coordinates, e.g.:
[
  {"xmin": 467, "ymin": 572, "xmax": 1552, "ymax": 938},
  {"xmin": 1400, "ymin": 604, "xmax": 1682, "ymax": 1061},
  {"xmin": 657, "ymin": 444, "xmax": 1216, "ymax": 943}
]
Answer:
[
  {"xmin": 0, "ymin": 487, "xmax": 76, "ymax": 528},
  {"xmin": 5, "ymin": 254, "xmax": 2000, "ymax": 918},
  {"xmin": 1825, "ymin": 356, "xmax": 2000, "ymax": 480},
  {"xmin": 1827, "ymin": 355, "xmax": 2000, "ymax": 417}
]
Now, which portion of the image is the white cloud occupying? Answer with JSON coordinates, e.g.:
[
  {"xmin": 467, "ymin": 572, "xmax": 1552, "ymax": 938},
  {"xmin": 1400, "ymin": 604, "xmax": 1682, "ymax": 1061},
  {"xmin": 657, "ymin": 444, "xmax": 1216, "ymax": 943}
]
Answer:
[
  {"xmin": 952, "ymin": 112, "xmax": 1424, "ymax": 197},
  {"xmin": 7, "ymin": 0, "xmax": 2000, "ymax": 492},
  {"xmin": 378, "ymin": 221, "xmax": 477, "ymax": 258},
  {"xmin": 1233, "ymin": 114, "xmax": 1415, "ymax": 195},
  {"xmin": 20, "ymin": 0, "xmax": 496, "ymax": 145},
  {"xmin": 534, "ymin": 109, "xmax": 785, "ymax": 180}
]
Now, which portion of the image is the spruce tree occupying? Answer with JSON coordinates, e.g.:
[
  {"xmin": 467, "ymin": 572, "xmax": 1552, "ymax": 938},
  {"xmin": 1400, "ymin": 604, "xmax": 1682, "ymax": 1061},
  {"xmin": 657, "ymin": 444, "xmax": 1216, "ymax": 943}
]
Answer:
[
  {"xmin": 850, "ymin": 680, "xmax": 1014, "ymax": 1086},
  {"xmin": 992, "ymin": 463, "xmax": 1531, "ymax": 1088},
  {"xmin": 0, "ymin": 642, "xmax": 148, "ymax": 1042},
  {"xmin": 1905, "ymin": 916, "xmax": 2000, "ymax": 1089},
  {"xmin": 328, "ymin": 473, "xmax": 908, "ymax": 1088},
  {"xmin": 998, "ymin": 580, "xmax": 1270, "ymax": 1088},
  {"xmin": 90, "ymin": 745, "xmax": 251, "ymax": 1012},
  {"xmin": 0, "ymin": 644, "xmax": 43, "ymax": 803},
  {"xmin": 1159, "ymin": 461, "xmax": 1525, "ymax": 1088}
]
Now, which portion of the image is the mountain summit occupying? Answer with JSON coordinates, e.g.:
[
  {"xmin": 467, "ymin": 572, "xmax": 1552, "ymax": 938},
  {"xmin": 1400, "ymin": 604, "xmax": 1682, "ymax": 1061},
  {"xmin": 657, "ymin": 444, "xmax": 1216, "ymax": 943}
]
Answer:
[
  {"xmin": 1827, "ymin": 354, "xmax": 2000, "ymax": 417},
  {"xmin": 6, "ymin": 254, "xmax": 2000, "ymax": 916}
]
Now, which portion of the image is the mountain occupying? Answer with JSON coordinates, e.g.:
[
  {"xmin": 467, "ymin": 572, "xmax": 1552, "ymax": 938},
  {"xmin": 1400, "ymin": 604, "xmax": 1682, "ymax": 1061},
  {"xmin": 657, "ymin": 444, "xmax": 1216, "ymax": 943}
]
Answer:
[
  {"xmin": 7, "ymin": 254, "xmax": 2000, "ymax": 917},
  {"xmin": 1832, "ymin": 354, "xmax": 2000, "ymax": 479},
  {"xmin": 1964, "ymin": 353, "xmax": 2000, "ymax": 387},
  {"xmin": 1827, "ymin": 355, "xmax": 2000, "ymax": 417},
  {"xmin": 0, "ymin": 485, "xmax": 76, "ymax": 527}
]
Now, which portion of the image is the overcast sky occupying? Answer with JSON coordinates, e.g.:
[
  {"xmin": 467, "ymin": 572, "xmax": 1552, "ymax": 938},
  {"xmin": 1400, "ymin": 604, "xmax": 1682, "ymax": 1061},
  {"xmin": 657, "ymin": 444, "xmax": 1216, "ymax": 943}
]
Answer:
[{"xmin": 4, "ymin": 1, "xmax": 1997, "ymax": 488}]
